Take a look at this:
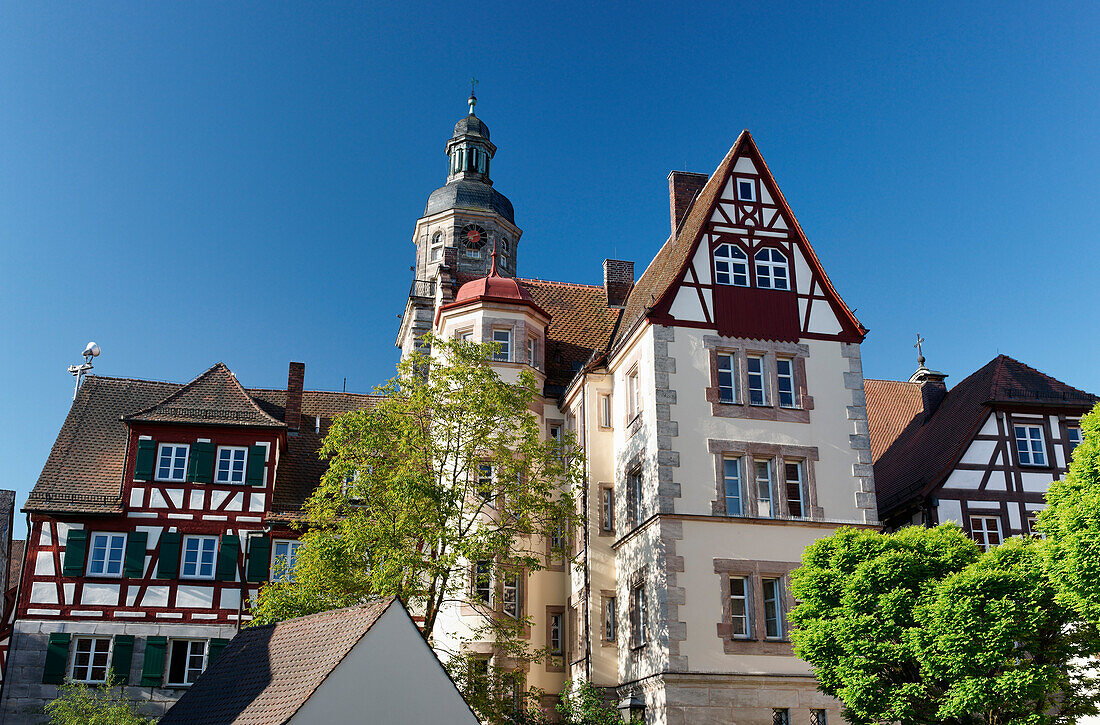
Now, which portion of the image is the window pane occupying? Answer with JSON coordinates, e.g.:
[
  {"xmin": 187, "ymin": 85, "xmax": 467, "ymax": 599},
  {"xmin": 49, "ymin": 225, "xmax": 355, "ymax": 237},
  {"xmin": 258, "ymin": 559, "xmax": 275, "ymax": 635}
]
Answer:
[
  {"xmin": 776, "ymin": 359, "xmax": 795, "ymax": 408},
  {"xmin": 717, "ymin": 353, "xmax": 735, "ymax": 403},
  {"xmin": 730, "ymin": 577, "xmax": 749, "ymax": 637},
  {"xmin": 747, "ymin": 357, "xmax": 766, "ymax": 405},
  {"xmin": 763, "ymin": 578, "xmax": 782, "ymax": 638},
  {"xmin": 755, "ymin": 461, "xmax": 773, "ymax": 517},
  {"xmin": 724, "ymin": 458, "xmax": 742, "ymax": 515},
  {"xmin": 785, "ymin": 462, "xmax": 804, "ymax": 518}
]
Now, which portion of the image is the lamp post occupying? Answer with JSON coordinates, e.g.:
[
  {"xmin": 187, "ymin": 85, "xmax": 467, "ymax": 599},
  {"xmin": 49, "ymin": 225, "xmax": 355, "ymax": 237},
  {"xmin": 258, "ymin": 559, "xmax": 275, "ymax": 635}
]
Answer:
[{"xmin": 617, "ymin": 690, "xmax": 645, "ymax": 723}]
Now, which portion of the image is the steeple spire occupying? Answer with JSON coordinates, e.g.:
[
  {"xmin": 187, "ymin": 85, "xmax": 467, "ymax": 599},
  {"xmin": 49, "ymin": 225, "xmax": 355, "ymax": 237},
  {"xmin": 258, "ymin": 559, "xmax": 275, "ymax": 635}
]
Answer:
[{"xmin": 468, "ymin": 78, "xmax": 478, "ymax": 116}]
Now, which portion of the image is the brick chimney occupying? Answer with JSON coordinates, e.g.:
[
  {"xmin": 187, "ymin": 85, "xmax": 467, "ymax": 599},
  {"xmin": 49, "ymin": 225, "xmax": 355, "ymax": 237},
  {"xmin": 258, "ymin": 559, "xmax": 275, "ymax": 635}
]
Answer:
[
  {"xmin": 286, "ymin": 362, "xmax": 305, "ymax": 432},
  {"xmin": 909, "ymin": 366, "xmax": 948, "ymax": 421},
  {"xmin": 603, "ymin": 259, "xmax": 634, "ymax": 308},
  {"xmin": 668, "ymin": 171, "xmax": 708, "ymax": 236}
]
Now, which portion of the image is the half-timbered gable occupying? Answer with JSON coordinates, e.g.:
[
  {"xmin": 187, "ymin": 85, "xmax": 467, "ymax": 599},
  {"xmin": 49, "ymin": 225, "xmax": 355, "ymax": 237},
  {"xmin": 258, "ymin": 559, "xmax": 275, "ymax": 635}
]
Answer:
[{"xmin": 868, "ymin": 355, "xmax": 1097, "ymax": 543}]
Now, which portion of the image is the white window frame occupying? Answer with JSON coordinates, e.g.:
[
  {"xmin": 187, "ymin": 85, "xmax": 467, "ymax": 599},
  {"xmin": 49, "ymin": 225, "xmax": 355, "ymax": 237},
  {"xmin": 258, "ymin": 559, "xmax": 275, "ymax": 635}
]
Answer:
[
  {"xmin": 458, "ymin": 330, "xmax": 474, "ymax": 343},
  {"xmin": 776, "ymin": 358, "xmax": 796, "ymax": 408},
  {"xmin": 550, "ymin": 612, "xmax": 563, "ymax": 654},
  {"xmin": 1014, "ymin": 424, "xmax": 1047, "ymax": 466},
  {"xmin": 730, "ymin": 576, "xmax": 750, "ymax": 638},
  {"xmin": 214, "ymin": 446, "xmax": 249, "ymax": 484},
  {"xmin": 717, "ymin": 352, "xmax": 737, "ymax": 403},
  {"xmin": 527, "ymin": 337, "xmax": 537, "ymax": 368},
  {"xmin": 473, "ymin": 560, "xmax": 493, "ymax": 605},
  {"xmin": 970, "ymin": 516, "xmax": 1002, "ymax": 551},
  {"xmin": 784, "ymin": 461, "xmax": 805, "ymax": 519},
  {"xmin": 604, "ymin": 596, "xmax": 616, "ymax": 642},
  {"xmin": 755, "ymin": 460, "xmax": 774, "ymax": 518},
  {"xmin": 627, "ymin": 367, "xmax": 641, "ymax": 418},
  {"xmin": 1068, "ymin": 426, "xmax": 1083, "ymax": 454},
  {"xmin": 165, "ymin": 639, "xmax": 207, "ymax": 686},
  {"xmin": 87, "ymin": 532, "xmax": 126, "ymax": 578},
  {"xmin": 723, "ymin": 457, "xmax": 743, "ymax": 516},
  {"xmin": 630, "ymin": 581, "xmax": 647, "ymax": 648},
  {"xmin": 181, "ymin": 535, "xmax": 218, "ymax": 580},
  {"xmin": 599, "ymin": 394, "xmax": 613, "ymax": 428},
  {"xmin": 736, "ymin": 177, "xmax": 756, "ymax": 202},
  {"xmin": 713, "ymin": 243, "xmax": 749, "ymax": 287},
  {"xmin": 600, "ymin": 487, "xmax": 614, "ymax": 532},
  {"xmin": 70, "ymin": 636, "xmax": 111, "ymax": 684},
  {"xmin": 502, "ymin": 570, "xmax": 520, "ymax": 619},
  {"xmin": 271, "ymin": 539, "xmax": 302, "ymax": 583},
  {"xmin": 155, "ymin": 443, "xmax": 189, "ymax": 482},
  {"xmin": 754, "ymin": 248, "xmax": 790, "ymax": 290},
  {"xmin": 762, "ymin": 577, "xmax": 784, "ymax": 639},
  {"xmin": 492, "ymin": 329, "xmax": 511, "ymax": 362},
  {"xmin": 747, "ymin": 356, "xmax": 767, "ymax": 405}
]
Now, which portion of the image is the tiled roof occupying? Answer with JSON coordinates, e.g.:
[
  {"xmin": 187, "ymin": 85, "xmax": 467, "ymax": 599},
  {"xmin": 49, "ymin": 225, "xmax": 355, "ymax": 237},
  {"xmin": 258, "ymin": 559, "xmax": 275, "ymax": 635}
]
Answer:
[
  {"xmin": 7, "ymin": 539, "xmax": 24, "ymax": 592},
  {"xmin": 160, "ymin": 598, "xmax": 397, "ymax": 725},
  {"xmin": 865, "ymin": 379, "xmax": 925, "ymax": 460},
  {"xmin": 518, "ymin": 279, "xmax": 622, "ymax": 392},
  {"xmin": 872, "ymin": 355, "xmax": 1097, "ymax": 516},
  {"xmin": 26, "ymin": 372, "xmax": 380, "ymax": 516},
  {"xmin": 126, "ymin": 363, "xmax": 284, "ymax": 428}
]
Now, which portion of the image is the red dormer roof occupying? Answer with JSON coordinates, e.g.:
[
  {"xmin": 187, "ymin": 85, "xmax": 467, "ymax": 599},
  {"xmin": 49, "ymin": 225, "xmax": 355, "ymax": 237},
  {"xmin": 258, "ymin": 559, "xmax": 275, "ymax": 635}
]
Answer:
[{"xmin": 437, "ymin": 250, "xmax": 549, "ymax": 322}]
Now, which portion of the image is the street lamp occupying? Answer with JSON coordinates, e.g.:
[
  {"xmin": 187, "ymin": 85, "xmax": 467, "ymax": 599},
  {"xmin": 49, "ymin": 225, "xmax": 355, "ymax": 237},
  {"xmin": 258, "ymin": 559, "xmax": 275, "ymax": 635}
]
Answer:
[{"xmin": 617, "ymin": 690, "xmax": 645, "ymax": 723}]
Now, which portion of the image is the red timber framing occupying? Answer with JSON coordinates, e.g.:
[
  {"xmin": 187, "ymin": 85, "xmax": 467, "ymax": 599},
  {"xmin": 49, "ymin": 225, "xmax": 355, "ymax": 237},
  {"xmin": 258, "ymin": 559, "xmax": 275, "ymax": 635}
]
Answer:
[
  {"xmin": 649, "ymin": 131, "xmax": 866, "ymax": 344},
  {"xmin": 17, "ymin": 422, "xmax": 293, "ymax": 625}
]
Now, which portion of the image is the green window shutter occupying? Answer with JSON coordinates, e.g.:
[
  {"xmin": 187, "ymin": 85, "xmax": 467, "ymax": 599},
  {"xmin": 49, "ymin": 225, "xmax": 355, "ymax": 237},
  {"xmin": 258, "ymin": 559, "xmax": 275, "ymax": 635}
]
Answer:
[
  {"xmin": 188, "ymin": 442, "xmax": 215, "ymax": 484},
  {"xmin": 207, "ymin": 638, "xmax": 230, "ymax": 663},
  {"xmin": 156, "ymin": 532, "xmax": 181, "ymax": 579},
  {"xmin": 140, "ymin": 636, "xmax": 167, "ymax": 687},
  {"xmin": 246, "ymin": 535, "xmax": 271, "ymax": 583},
  {"xmin": 62, "ymin": 530, "xmax": 89, "ymax": 577},
  {"xmin": 134, "ymin": 439, "xmax": 157, "ymax": 481},
  {"xmin": 110, "ymin": 635, "xmax": 135, "ymax": 685},
  {"xmin": 123, "ymin": 531, "xmax": 148, "ymax": 578},
  {"xmin": 215, "ymin": 534, "xmax": 240, "ymax": 581},
  {"xmin": 245, "ymin": 445, "xmax": 267, "ymax": 486},
  {"xmin": 43, "ymin": 632, "xmax": 71, "ymax": 684}
]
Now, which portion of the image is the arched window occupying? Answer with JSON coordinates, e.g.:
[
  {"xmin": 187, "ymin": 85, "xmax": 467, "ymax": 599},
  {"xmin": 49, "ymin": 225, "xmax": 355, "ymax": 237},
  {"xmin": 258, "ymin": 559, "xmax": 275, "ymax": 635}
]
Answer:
[
  {"xmin": 754, "ymin": 248, "xmax": 789, "ymax": 290},
  {"xmin": 498, "ymin": 237, "xmax": 509, "ymax": 255},
  {"xmin": 429, "ymin": 231, "xmax": 444, "ymax": 262},
  {"xmin": 714, "ymin": 244, "xmax": 749, "ymax": 286}
]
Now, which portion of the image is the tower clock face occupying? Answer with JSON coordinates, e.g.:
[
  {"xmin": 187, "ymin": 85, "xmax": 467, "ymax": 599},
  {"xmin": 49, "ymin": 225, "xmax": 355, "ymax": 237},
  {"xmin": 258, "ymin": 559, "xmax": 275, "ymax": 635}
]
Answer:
[
  {"xmin": 461, "ymin": 225, "xmax": 487, "ymax": 250},
  {"xmin": 466, "ymin": 229, "xmax": 482, "ymax": 245}
]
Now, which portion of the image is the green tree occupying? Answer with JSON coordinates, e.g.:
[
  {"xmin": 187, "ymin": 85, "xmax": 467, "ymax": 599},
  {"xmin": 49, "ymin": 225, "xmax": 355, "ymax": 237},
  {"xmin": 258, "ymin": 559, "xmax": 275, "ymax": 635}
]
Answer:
[
  {"xmin": 556, "ymin": 680, "xmax": 620, "ymax": 725},
  {"xmin": 251, "ymin": 335, "xmax": 583, "ymax": 723},
  {"xmin": 42, "ymin": 681, "xmax": 155, "ymax": 725},
  {"xmin": 1039, "ymin": 403, "xmax": 1100, "ymax": 626}
]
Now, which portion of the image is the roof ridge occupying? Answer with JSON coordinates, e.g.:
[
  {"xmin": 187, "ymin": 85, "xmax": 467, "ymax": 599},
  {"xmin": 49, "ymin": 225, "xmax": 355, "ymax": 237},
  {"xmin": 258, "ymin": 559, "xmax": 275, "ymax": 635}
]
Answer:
[
  {"xmin": 247, "ymin": 387, "xmax": 383, "ymax": 398},
  {"xmin": 83, "ymin": 374, "xmax": 185, "ymax": 386},
  {"xmin": 517, "ymin": 277, "xmax": 604, "ymax": 290}
]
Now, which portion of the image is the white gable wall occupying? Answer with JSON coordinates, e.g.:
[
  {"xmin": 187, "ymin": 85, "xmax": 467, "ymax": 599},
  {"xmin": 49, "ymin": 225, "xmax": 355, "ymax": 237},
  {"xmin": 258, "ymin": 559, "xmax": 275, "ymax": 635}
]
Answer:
[{"xmin": 289, "ymin": 604, "xmax": 479, "ymax": 725}]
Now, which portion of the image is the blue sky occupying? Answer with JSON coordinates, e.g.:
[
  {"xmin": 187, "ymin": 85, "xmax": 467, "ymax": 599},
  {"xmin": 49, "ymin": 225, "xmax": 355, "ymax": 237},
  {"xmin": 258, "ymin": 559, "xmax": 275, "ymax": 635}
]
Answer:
[{"xmin": 1, "ymin": 2, "xmax": 1098, "ymax": 537}]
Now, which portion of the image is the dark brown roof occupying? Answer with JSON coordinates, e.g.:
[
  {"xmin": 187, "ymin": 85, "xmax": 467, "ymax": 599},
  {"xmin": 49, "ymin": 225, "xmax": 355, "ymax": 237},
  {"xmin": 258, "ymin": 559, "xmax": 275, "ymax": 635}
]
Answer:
[
  {"xmin": 865, "ymin": 379, "xmax": 925, "ymax": 461},
  {"xmin": 160, "ymin": 598, "xmax": 397, "ymax": 725},
  {"xmin": 872, "ymin": 355, "xmax": 1097, "ymax": 516},
  {"xmin": 518, "ymin": 279, "xmax": 622, "ymax": 392},
  {"xmin": 7, "ymin": 539, "xmax": 24, "ymax": 592},
  {"xmin": 126, "ymin": 362, "xmax": 284, "ymax": 428}
]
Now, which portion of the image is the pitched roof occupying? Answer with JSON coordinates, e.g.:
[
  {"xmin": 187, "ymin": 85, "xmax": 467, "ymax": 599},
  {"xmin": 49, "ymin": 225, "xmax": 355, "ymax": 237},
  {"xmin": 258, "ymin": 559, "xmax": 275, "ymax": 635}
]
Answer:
[
  {"xmin": 125, "ymin": 362, "xmax": 285, "ymax": 428},
  {"xmin": 518, "ymin": 279, "xmax": 622, "ymax": 392},
  {"xmin": 7, "ymin": 539, "xmax": 23, "ymax": 592},
  {"xmin": 872, "ymin": 355, "xmax": 1097, "ymax": 516},
  {"xmin": 160, "ymin": 598, "xmax": 397, "ymax": 725},
  {"xmin": 865, "ymin": 379, "xmax": 926, "ymax": 460},
  {"xmin": 26, "ymin": 372, "xmax": 381, "ymax": 516}
]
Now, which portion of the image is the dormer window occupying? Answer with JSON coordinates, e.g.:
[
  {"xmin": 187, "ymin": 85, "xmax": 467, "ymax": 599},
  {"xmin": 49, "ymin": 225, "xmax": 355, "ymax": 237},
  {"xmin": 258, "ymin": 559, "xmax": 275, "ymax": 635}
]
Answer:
[
  {"xmin": 156, "ymin": 444, "xmax": 188, "ymax": 482},
  {"xmin": 754, "ymin": 248, "xmax": 789, "ymax": 290},
  {"xmin": 736, "ymin": 178, "xmax": 756, "ymax": 202},
  {"xmin": 215, "ymin": 446, "xmax": 248, "ymax": 484},
  {"xmin": 714, "ymin": 244, "xmax": 749, "ymax": 287}
]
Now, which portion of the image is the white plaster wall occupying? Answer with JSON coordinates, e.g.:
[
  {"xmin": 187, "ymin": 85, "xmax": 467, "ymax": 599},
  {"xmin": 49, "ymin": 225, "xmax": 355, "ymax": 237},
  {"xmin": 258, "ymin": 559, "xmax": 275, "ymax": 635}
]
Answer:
[{"xmin": 290, "ymin": 605, "xmax": 480, "ymax": 725}]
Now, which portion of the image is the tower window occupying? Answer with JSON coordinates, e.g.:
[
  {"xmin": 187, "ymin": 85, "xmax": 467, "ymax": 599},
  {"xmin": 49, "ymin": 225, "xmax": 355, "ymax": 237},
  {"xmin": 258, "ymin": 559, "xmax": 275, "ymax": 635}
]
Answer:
[
  {"xmin": 754, "ymin": 248, "xmax": 789, "ymax": 290},
  {"xmin": 714, "ymin": 244, "xmax": 749, "ymax": 287}
]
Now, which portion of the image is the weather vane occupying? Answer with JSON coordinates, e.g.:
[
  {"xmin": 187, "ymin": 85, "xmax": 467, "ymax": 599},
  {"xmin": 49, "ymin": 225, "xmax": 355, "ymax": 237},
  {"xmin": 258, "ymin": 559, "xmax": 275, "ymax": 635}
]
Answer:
[{"xmin": 468, "ymin": 77, "xmax": 479, "ymax": 114}]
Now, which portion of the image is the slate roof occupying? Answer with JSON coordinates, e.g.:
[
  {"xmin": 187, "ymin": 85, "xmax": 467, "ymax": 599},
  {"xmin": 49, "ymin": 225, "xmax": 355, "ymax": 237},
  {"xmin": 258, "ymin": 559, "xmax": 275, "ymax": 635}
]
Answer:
[
  {"xmin": 160, "ymin": 598, "xmax": 398, "ymax": 725},
  {"xmin": 871, "ymin": 355, "xmax": 1097, "ymax": 516},
  {"xmin": 26, "ymin": 372, "xmax": 380, "ymax": 516},
  {"xmin": 125, "ymin": 362, "xmax": 284, "ymax": 428},
  {"xmin": 518, "ymin": 279, "xmax": 623, "ymax": 393}
]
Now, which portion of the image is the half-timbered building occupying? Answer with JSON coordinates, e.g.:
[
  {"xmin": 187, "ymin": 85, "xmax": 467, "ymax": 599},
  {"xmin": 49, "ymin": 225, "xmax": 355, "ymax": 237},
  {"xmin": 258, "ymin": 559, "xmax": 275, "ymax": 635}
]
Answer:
[{"xmin": 867, "ymin": 354, "xmax": 1097, "ymax": 543}]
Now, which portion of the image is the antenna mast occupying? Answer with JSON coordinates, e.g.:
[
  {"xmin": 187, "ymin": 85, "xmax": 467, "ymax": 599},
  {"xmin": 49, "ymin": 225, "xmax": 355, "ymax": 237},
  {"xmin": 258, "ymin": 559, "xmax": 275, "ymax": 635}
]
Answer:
[{"xmin": 67, "ymin": 342, "xmax": 101, "ymax": 400}]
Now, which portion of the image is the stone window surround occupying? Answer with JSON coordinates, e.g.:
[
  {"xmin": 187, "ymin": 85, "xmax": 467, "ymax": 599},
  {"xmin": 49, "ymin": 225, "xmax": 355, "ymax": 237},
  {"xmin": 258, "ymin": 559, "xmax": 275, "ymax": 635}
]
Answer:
[
  {"xmin": 597, "ymin": 482, "xmax": 614, "ymax": 537},
  {"xmin": 545, "ymin": 516, "xmax": 566, "ymax": 572},
  {"xmin": 620, "ymin": 450, "xmax": 647, "ymax": 534},
  {"xmin": 713, "ymin": 558, "xmax": 797, "ymax": 655},
  {"xmin": 703, "ymin": 335, "xmax": 813, "ymax": 423},
  {"xmin": 544, "ymin": 605, "xmax": 565, "ymax": 673},
  {"xmin": 708, "ymin": 439, "xmax": 822, "ymax": 520},
  {"xmin": 461, "ymin": 561, "xmax": 531, "ymax": 638},
  {"xmin": 477, "ymin": 315, "xmax": 543, "ymax": 368},
  {"xmin": 627, "ymin": 567, "xmax": 649, "ymax": 652},
  {"xmin": 621, "ymin": 356, "xmax": 644, "ymax": 433},
  {"xmin": 600, "ymin": 589, "xmax": 617, "ymax": 647}
]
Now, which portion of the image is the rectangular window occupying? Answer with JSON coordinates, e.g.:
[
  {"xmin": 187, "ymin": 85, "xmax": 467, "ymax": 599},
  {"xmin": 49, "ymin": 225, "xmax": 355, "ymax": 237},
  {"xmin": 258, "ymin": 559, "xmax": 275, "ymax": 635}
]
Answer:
[
  {"xmin": 1014, "ymin": 425, "xmax": 1047, "ymax": 466},
  {"xmin": 527, "ymin": 338, "xmax": 537, "ymax": 368},
  {"xmin": 971, "ymin": 516, "xmax": 1002, "ymax": 551},
  {"xmin": 723, "ymin": 457, "xmax": 743, "ymax": 516},
  {"xmin": 469, "ymin": 659, "xmax": 489, "ymax": 698},
  {"xmin": 776, "ymin": 358, "xmax": 796, "ymax": 408},
  {"xmin": 600, "ymin": 487, "xmax": 614, "ymax": 533},
  {"xmin": 87, "ymin": 532, "xmax": 126, "ymax": 577},
  {"xmin": 810, "ymin": 710, "xmax": 828, "ymax": 725},
  {"xmin": 747, "ymin": 356, "xmax": 767, "ymax": 405},
  {"xmin": 717, "ymin": 353, "xmax": 737, "ymax": 404},
  {"xmin": 465, "ymin": 247, "xmax": 481, "ymax": 259},
  {"xmin": 430, "ymin": 245, "xmax": 441, "ymax": 262},
  {"xmin": 737, "ymin": 178, "xmax": 756, "ymax": 202},
  {"xmin": 492, "ymin": 329, "xmax": 511, "ymax": 362},
  {"xmin": 459, "ymin": 330, "xmax": 473, "ymax": 343},
  {"xmin": 550, "ymin": 519, "xmax": 566, "ymax": 553},
  {"xmin": 1068, "ymin": 427, "xmax": 1083, "ymax": 454},
  {"xmin": 599, "ymin": 394, "xmax": 613, "ymax": 428},
  {"xmin": 730, "ymin": 576, "xmax": 750, "ymax": 638},
  {"xmin": 474, "ymin": 561, "xmax": 492, "ymax": 604},
  {"xmin": 477, "ymin": 464, "xmax": 494, "ymax": 502},
  {"xmin": 181, "ymin": 536, "xmax": 217, "ymax": 580},
  {"xmin": 627, "ymin": 469, "xmax": 643, "ymax": 524},
  {"xmin": 502, "ymin": 570, "xmax": 520, "ymax": 618},
  {"xmin": 166, "ymin": 639, "xmax": 206, "ymax": 686},
  {"xmin": 630, "ymin": 581, "xmax": 646, "ymax": 647},
  {"xmin": 762, "ymin": 578, "xmax": 784, "ymax": 639},
  {"xmin": 755, "ymin": 460, "xmax": 774, "ymax": 518},
  {"xmin": 627, "ymin": 368, "xmax": 641, "ymax": 417},
  {"xmin": 549, "ymin": 612, "xmax": 563, "ymax": 654},
  {"xmin": 70, "ymin": 637, "xmax": 110, "ymax": 683},
  {"xmin": 270, "ymin": 539, "xmax": 302, "ymax": 583},
  {"xmin": 785, "ymin": 461, "xmax": 805, "ymax": 518},
  {"xmin": 604, "ymin": 596, "xmax": 616, "ymax": 642},
  {"xmin": 215, "ymin": 446, "xmax": 248, "ymax": 484},
  {"xmin": 772, "ymin": 709, "xmax": 790, "ymax": 725},
  {"xmin": 156, "ymin": 443, "xmax": 188, "ymax": 482}
]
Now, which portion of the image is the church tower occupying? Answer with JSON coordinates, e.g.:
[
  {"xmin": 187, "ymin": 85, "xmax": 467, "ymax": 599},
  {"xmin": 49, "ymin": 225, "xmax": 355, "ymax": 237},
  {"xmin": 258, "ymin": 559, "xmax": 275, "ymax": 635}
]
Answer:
[{"xmin": 398, "ymin": 93, "xmax": 523, "ymax": 357}]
